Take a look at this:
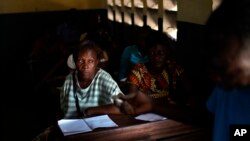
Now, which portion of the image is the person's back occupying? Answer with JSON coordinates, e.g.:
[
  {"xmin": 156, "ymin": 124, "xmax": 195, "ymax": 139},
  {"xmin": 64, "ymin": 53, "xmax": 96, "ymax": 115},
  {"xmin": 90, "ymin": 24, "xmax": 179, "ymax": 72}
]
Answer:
[
  {"xmin": 207, "ymin": 86, "xmax": 250, "ymax": 141},
  {"xmin": 118, "ymin": 26, "xmax": 152, "ymax": 82}
]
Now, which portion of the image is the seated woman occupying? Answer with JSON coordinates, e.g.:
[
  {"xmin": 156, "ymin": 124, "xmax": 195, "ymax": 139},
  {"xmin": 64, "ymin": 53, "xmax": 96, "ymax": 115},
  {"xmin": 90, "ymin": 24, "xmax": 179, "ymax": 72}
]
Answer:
[
  {"xmin": 32, "ymin": 40, "xmax": 126, "ymax": 141},
  {"xmin": 60, "ymin": 40, "xmax": 125, "ymax": 118},
  {"xmin": 120, "ymin": 32, "xmax": 187, "ymax": 115}
]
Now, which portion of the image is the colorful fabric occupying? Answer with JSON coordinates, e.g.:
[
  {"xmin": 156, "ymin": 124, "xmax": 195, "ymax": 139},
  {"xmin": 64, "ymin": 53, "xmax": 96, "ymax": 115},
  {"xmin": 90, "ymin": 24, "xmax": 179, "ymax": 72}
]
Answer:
[
  {"xmin": 127, "ymin": 62, "xmax": 183, "ymax": 99},
  {"xmin": 60, "ymin": 69, "xmax": 122, "ymax": 118}
]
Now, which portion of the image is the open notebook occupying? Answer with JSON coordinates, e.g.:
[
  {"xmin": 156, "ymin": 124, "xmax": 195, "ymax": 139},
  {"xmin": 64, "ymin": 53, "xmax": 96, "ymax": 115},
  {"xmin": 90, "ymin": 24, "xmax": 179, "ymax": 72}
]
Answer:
[{"xmin": 58, "ymin": 115, "xmax": 118, "ymax": 136}]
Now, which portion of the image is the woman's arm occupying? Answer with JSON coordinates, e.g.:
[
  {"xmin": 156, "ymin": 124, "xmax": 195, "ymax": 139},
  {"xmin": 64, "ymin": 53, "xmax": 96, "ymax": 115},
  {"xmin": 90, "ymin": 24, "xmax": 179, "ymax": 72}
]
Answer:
[
  {"xmin": 117, "ymin": 89, "xmax": 153, "ymax": 115},
  {"xmin": 84, "ymin": 104, "xmax": 124, "ymax": 116},
  {"xmin": 132, "ymin": 91, "xmax": 153, "ymax": 115}
]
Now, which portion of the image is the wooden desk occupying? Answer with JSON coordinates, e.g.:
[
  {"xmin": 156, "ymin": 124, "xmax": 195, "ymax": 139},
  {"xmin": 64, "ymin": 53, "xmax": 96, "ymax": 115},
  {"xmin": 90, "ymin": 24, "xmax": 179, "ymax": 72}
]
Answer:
[{"xmin": 62, "ymin": 114, "xmax": 210, "ymax": 141}]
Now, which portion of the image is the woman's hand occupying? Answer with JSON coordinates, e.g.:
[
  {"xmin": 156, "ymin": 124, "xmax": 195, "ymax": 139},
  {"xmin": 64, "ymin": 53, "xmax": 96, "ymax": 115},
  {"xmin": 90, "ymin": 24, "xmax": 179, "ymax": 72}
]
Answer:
[
  {"xmin": 113, "ymin": 93, "xmax": 136, "ymax": 114},
  {"xmin": 83, "ymin": 107, "xmax": 94, "ymax": 116},
  {"xmin": 120, "ymin": 101, "xmax": 135, "ymax": 114},
  {"xmin": 113, "ymin": 92, "xmax": 152, "ymax": 115}
]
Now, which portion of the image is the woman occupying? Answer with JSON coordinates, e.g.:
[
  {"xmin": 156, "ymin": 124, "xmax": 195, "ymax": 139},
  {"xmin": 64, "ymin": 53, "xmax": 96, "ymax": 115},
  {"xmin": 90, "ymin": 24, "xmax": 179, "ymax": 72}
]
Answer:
[
  {"xmin": 123, "ymin": 32, "xmax": 185, "ymax": 115},
  {"xmin": 32, "ymin": 40, "xmax": 126, "ymax": 141},
  {"xmin": 128, "ymin": 33, "xmax": 183, "ymax": 98},
  {"xmin": 60, "ymin": 40, "xmax": 125, "ymax": 118}
]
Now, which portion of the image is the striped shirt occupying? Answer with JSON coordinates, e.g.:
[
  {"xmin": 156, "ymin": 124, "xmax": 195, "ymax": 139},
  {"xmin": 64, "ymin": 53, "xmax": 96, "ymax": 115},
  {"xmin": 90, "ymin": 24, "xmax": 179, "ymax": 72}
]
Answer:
[{"xmin": 60, "ymin": 69, "xmax": 122, "ymax": 118}]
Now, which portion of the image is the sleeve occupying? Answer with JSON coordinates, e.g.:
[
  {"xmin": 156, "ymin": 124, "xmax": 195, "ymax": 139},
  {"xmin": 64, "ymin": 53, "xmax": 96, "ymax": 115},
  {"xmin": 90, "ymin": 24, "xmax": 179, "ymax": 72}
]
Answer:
[
  {"xmin": 118, "ymin": 47, "xmax": 131, "ymax": 81},
  {"xmin": 101, "ymin": 72, "xmax": 123, "ymax": 97},
  {"xmin": 107, "ymin": 78, "xmax": 123, "ymax": 104},
  {"xmin": 127, "ymin": 64, "xmax": 141, "ymax": 87}
]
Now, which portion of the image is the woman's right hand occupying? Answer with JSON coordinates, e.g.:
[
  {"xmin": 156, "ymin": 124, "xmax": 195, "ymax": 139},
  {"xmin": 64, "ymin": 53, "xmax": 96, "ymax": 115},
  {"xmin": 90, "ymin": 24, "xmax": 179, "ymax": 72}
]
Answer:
[
  {"xmin": 120, "ymin": 101, "xmax": 135, "ymax": 114},
  {"xmin": 113, "ymin": 93, "xmax": 136, "ymax": 114}
]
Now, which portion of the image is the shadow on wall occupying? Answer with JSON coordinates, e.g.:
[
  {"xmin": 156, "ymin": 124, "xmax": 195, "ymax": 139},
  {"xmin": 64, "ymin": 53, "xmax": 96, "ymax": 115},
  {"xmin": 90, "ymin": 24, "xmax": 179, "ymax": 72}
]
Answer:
[
  {"xmin": 1, "ymin": 7, "xmax": 107, "ymax": 141},
  {"xmin": 176, "ymin": 21, "xmax": 214, "ymax": 107}
]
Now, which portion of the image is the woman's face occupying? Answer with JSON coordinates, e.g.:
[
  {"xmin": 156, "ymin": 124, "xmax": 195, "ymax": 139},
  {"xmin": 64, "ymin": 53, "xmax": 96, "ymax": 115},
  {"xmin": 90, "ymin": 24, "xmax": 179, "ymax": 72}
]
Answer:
[
  {"xmin": 148, "ymin": 44, "xmax": 168, "ymax": 69},
  {"xmin": 76, "ymin": 48, "xmax": 99, "ymax": 80}
]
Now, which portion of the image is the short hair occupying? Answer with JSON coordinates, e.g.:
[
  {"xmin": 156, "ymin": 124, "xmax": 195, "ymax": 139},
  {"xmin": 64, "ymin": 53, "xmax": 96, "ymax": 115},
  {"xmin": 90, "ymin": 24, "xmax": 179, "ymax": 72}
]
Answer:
[{"xmin": 72, "ymin": 40, "xmax": 102, "ymax": 62}]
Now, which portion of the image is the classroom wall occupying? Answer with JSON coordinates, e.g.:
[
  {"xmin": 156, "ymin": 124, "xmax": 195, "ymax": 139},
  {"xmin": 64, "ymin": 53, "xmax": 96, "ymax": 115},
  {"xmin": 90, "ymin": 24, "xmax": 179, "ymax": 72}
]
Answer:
[
  {"xmin": 0, "ymin": 0, "xmax": 107, "ymax": 14},
  {"xmin": 176, "ymin": 0, "xmax": 212, "ymax": 66},
  {"xmin": 177, "ymin": 0, "xmax": 212, "ymax": 25}
]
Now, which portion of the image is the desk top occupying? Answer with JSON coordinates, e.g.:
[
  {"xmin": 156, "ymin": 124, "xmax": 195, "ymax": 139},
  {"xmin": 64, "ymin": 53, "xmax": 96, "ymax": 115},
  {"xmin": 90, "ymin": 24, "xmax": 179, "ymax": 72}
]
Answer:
[{"xmin": 62, "ymin": 114, "xmax": 209, "ymax": 141}]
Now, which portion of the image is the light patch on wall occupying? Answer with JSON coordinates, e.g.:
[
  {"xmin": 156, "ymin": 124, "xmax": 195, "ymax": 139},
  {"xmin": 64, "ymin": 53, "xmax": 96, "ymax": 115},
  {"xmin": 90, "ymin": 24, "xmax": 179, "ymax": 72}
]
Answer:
[
  {"xmin": 147, "ymin": 14, "xmax": 158, "ymax": 31},
  {"xmin": 115, "ymin": 0, "xmax": 122, "ymax": 7},
  {"xmin": 134, "ymin": 13, "xmax": 143, "ymax": 26},
  {"xmin": 163, "ymin": 0, "xmax": 177, "ymax": 11},
  {"xmin": 108, "ymin": 7, "xmax": 114, "ymax": 21},
  {"xmin": 134, "ymin": 0, "xmax": 143, "ymax": 8},
  {"xmin": 124, "ymin": 11, "xmax": 132, "ymax": 25},
  {"xmin": 212, "ymin": 0, "xmax": 223, "ymax": 11},
  {"xmin": 147, "ymin": 0, "xmax": 158, "ymax": 9},
  {"xmin": 106, "ymin": 0, "xmax": 177, "ymax": 39},
  {"xmin": 163, "ymin": 22, "xmax": 177, "ymax": 40},
  {"xmin": 124, "ymin": 0, "xmax": 132, "ymax": 7},
  {"xmin": 115, "ymin": 6, "xmax": 122, "ymax": 23},
  {"xmin": 165, "ymin": 27, "xmax": 177, "ymax": 40},
  {"xmin": 107, "ymin": 0, "xmax": 114, "ymax": 6}
]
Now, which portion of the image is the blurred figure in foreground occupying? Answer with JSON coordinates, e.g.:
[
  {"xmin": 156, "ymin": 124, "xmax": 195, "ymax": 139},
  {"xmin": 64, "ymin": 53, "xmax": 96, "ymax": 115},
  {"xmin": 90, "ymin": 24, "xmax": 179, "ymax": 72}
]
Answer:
[{"xmin": 204, "ymin": 0, "xmax": 250, "ymax": 141}]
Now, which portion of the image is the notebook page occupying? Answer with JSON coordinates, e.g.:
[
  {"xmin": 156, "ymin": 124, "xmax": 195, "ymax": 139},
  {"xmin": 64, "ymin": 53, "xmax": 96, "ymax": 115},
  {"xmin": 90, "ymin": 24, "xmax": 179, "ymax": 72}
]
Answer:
[{"xmin": 58, "ymin": 119, "xmax": 92, "ymax": 136}]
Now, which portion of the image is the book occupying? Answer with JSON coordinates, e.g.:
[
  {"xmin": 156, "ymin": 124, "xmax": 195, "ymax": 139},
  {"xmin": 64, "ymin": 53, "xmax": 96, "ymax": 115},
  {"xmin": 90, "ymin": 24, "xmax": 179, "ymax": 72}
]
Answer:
[{"xmin": 58, "ymin": 115, "xmax": 118, "ymax": 136}]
